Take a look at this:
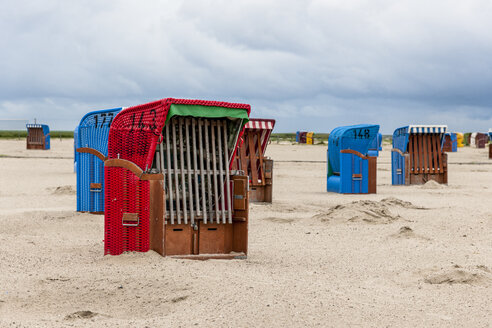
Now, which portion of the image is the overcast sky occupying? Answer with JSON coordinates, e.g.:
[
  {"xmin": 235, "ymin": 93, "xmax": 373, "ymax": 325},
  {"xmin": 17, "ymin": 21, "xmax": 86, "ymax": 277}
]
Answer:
[{"xmin": 1, "ymin": 0, "xmax": 491, "ymax": 133}]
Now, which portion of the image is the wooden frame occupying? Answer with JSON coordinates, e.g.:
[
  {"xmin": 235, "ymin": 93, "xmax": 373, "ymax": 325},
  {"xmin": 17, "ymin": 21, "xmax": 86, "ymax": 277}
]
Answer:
[{"xmin": 394, "ymin": 133, "xmax": 448, "ymax": 185}]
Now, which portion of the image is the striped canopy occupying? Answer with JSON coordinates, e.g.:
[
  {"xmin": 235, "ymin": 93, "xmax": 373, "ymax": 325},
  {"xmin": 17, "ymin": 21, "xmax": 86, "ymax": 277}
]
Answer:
[
  {"xmin": 243, "ymin": 118, "xmax": 275, "ymax": 156},
  {"xmin": 408, "ymin": 125, "xmax": 447, "ymax": 134},
  {"xmin": 244, "ymin": 119, "xmax": 274, "ymax": 130}
]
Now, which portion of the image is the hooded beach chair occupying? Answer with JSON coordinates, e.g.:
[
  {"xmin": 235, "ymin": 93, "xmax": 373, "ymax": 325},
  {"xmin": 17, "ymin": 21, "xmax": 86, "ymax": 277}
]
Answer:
[
  {"xmin": 392, "ymin": 125, "xmax": 447, "ymax": 185},
  {"xmin": 326, "ymin": 124, "xmax": 380, "ymax": 194},
  {"xmin": 470, "ymin": 133, "xmax": 477, "ymax": 148},
  {"xmin": 232, "ymin": 118, "xmax": 275, "ymax": 202},
  {"xmin": 104, "ymin": 98, "xmax": 251, "ymax": 259},
  {"xmin": 296, "ymin": 131, "xmax": 307, "ymax": 143},
  {"xmin": 26, "ymin": 124, "xmax": 50, "ymax": 150},
  {"xmin": 306, "ymin": 132, "xmax": 314, "ymax": 144},
  {"xmin": 456, "ymin": 132, "xmax": 464, "ymax": 148},
  {"xmin": 75, "ymin": 108, "xmax": 122, "ymax": 213},
  {"xmin": 464, "ymin": 133, "xmax": 471, "ymax": 146},
  {"xmin": 472, "ymin": 133, "xmax": 488, "ymax": 148},
  {"xmin": 442, "ymin": 132, "xmax": 457, "ymax": 152}
]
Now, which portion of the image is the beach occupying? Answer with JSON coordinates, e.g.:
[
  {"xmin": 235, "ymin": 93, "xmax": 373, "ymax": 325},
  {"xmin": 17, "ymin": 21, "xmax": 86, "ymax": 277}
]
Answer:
[{"xmin": 0, "ymin": 138, "xmax": 491, "ymax": 327}]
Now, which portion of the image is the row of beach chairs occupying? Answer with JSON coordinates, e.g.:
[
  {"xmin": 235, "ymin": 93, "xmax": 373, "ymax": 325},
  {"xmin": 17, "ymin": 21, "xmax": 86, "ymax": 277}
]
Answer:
[
  {"xmin": 326, "ymin": 124, "xmax": 450, "ymax": 194},
  {"xmin": 71, "ymin": 99, "xmax": 490, "ymax": 259}
]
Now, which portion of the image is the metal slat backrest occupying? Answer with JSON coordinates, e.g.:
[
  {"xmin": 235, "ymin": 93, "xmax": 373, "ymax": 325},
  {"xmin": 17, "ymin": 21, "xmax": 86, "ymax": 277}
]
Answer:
[{"xmin": 156, "ymin": 117, "xmax": 236, "ymax": 225}]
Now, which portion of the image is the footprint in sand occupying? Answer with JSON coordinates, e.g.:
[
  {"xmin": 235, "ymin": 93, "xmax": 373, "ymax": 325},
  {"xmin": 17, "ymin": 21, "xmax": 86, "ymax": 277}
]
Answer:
[
  {"xmin": 424, "ymin": 267, "xmax": 491, "ymax": 285},
  {"xmin": 264, "ymin": 217, "xmax": 295, "ymax": 224},
  {"xmin": 65, "ymin": 311, "xmax": 98, "ymax": 320},
  {"xmin": 390, "ymin": 226, "xmax": 430, "ymax": 240},
  {"xmin": 48, "ymin": 185, "xmax": 76, "ymax": 195}
]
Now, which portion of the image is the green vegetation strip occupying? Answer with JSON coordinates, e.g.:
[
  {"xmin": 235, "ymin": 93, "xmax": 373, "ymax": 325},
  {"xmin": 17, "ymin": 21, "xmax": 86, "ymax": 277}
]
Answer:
[{"xmin": 0, "ymin": 131, "xmax": 74, "ymax": 139}]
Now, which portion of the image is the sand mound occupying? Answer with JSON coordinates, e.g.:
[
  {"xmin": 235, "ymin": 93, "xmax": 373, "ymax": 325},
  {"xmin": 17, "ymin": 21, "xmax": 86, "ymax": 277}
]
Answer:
[
  {"xmin": 65, "ymin": 311, "xmax": 98, "ymax": 320},
  {"xmin": 380, "ymin": 197, "xmax": 427, "ymax": 209},
  {"xmin": 313, "ymin": 200, "xmax": 400, "ymax": 224},
  {"xmin": 49, "ymin": 185, "xmax": 76, "ymax": 195},
  {"xmin": 420, "ymin": 180, "xmax": 445, "ymax": 189},
  {"xmin": 424, "ymin": 268, "xmax": 489, "ymax": 285}
]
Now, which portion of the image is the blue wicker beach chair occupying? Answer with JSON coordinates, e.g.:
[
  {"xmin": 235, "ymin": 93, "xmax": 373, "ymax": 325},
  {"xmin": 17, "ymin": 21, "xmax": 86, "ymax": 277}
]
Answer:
[
  {"xmin": 76, "ymin": 108, "xmax": 121, "ymax": 213},
  {"xmin": 26, "ymin": 124, "xmax": 50, "ymax": 150},
  {"xmin": 327, "ymin": 124, "xmax": 380, "ymax": 194},
  {"xmin": 392, "ymin": 125, "xmax": 447, "ymax": 185}
]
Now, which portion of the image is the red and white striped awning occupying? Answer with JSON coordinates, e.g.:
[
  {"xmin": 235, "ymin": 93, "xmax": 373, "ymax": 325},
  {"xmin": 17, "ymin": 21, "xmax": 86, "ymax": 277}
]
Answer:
[{"xmin": 244, "ymin": 118, "xmax": 275, "ymax": 130}]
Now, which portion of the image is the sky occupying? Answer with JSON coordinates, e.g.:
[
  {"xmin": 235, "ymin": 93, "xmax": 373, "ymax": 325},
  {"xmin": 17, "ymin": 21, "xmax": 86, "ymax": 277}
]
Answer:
[{"xmin": 0, "ymin": 0, "xmax": 491, "ymax": 133}]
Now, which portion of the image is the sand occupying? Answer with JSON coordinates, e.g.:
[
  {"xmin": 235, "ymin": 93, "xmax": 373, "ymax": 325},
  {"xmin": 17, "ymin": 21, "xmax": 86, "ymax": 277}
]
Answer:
[{"xmin": 0, "ymin": 138, "xmax": 491, "ymax": 327}]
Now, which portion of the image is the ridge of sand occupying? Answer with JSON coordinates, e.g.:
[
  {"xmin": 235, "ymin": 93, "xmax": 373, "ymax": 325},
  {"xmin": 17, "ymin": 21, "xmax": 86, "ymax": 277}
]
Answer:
[{"xmin": 311, "ymin": 198, "xmax": 419, "ymax": 224}]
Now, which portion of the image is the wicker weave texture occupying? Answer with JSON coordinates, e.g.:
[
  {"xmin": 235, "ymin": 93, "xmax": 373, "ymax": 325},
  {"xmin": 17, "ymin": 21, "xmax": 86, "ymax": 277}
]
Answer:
[{"xmin": 76, "ymin": 108, "xmax": 121, "ymax": 212}]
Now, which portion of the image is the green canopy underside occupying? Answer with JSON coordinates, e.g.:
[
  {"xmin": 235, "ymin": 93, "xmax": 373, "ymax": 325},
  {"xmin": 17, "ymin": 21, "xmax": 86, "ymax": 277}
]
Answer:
[
  {"xmin": 166, "ymin": 104, "xmax": 249, "ymax": 125},
  {"xmin": 164, "ymin": 104, "xmax": 250, "ymax": 152}
]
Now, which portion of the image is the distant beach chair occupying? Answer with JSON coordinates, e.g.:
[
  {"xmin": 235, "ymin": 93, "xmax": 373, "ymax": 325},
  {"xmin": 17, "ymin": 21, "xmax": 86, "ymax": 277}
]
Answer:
[
  {"xmin": 75, "ymin": 108, "xmax": 122, "ymax": 213},
  {"xmin": 456, "ymin": 132, "xmax": 464, "ymax": 148},
  {"xmin": 26, "ymin": 124, "xmax": 50, "ymax": 150},
  {"xmin": 464, "ymin": 132, "xmax": 471, "ymax": 146},
  {"xmin": 306, "ymin": 132, "xmax": 314, "ymax": 144},
  {"xmin": 442, "ymin": 132, "xmax": 458, "ymax": 152},
  {"xmin": 470, "ymin": 133, "xmax": 477, "ymax": 147},
  {"xmin": 471, "ymin": 132, "xmax": 488, "ymax": 148},
  {"xmin": 232, "ymin": 118, "xmax": 275, "ymax": 203},
  {"xmin": 392, "ymin": 125, "xmax": 448, "ymax": 185},
  {"xmin": 104, "ymin": 98, "xmax": 251, "ymax": 259},
  {"xmin": 296, "ymin": 131, "xmax": 307, "ymax": 143},
  {"xmin": 327, "ymin": 124, "xmax": 380, "ymax": 194}
]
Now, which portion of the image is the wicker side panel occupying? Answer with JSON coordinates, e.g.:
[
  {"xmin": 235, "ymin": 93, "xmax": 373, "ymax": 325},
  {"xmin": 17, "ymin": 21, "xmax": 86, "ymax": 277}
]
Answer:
[{"xmin": 104, "ymin": 166, "xmax": 150, "ymax": 255}]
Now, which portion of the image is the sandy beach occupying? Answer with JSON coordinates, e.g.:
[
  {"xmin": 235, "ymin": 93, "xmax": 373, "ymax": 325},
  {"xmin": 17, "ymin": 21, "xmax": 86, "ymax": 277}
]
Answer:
[{"xmin": 0, "ymin": 138, "xmax": 491, "ymax": 327}]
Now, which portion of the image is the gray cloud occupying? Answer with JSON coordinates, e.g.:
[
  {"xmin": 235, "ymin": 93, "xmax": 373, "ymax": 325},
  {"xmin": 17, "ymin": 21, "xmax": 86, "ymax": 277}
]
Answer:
[{"xmin": 1, "ymin": 0, "xmax": 491, "ymax": 132}]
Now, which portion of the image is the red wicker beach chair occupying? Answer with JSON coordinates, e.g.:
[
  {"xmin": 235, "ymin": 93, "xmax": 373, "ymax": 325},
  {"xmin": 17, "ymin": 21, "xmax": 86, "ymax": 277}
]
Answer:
[
  {"xmin": 232, "ymin": 118, "xmax": 275, "ymax": 202},
  {"xmin": 104, "ymin": 98, "xmax": 251, "ymax": 259}
]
